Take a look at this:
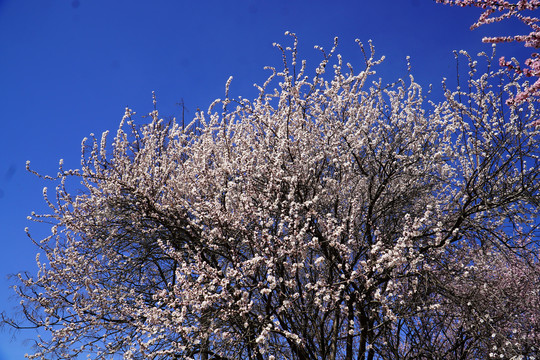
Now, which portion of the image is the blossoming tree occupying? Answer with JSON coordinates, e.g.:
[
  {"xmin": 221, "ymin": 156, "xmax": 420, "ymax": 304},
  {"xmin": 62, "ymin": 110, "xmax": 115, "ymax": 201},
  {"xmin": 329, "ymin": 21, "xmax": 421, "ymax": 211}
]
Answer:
[{"xmin": 3, "ymin": 34, "xmax": 540, "ymax": 359}]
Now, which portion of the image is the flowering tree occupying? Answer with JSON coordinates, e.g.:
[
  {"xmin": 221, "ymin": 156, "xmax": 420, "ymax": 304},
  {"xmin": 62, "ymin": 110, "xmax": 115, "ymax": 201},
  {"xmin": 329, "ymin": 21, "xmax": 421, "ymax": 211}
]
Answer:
[
  {"xmin": 3, "ymin": 34, "xmax": 540, "ymax": 359},
  {"xmin": 436, "ymin": 0, "xmax": 540, "ymax": 105}
]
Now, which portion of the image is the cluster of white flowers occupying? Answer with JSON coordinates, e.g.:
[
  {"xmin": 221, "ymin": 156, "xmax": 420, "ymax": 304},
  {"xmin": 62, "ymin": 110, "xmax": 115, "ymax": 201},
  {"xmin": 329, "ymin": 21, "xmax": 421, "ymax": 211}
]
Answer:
[{"xmin": 7, "ymin": 33, "xmax": 540, "ymax": 359}]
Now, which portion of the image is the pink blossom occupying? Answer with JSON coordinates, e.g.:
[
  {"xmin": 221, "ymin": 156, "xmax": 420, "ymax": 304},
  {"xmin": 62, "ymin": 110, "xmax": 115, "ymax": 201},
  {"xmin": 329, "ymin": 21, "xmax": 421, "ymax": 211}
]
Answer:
[{"xmin": 437, "ymin": 0, "xmax": 540, "ymax": 109}]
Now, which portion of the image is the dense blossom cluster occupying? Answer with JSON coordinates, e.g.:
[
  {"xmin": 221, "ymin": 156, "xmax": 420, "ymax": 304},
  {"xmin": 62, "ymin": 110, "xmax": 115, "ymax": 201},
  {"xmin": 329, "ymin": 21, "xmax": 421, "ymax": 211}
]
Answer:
[
  {"xmin": 3, "ymin": 34, "xmax": 540, "ymax": 359},
  {"xmin": 436, "ymin": 0, "xmax": 540, "ymax": 106}
]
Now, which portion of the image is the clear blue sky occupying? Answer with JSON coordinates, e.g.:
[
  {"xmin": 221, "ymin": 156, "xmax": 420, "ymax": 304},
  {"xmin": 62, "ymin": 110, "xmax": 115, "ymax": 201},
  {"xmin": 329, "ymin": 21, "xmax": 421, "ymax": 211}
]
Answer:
[{"xmin": 0, "ymin": 0, "xmax": 531, "ymax": 358}]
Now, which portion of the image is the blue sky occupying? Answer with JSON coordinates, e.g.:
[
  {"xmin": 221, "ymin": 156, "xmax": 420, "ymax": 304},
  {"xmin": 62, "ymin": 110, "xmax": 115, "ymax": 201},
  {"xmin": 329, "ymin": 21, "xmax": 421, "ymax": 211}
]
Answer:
[{"xmin": 0, "ymin": 0, "xmax": 532, "ymax": 358}]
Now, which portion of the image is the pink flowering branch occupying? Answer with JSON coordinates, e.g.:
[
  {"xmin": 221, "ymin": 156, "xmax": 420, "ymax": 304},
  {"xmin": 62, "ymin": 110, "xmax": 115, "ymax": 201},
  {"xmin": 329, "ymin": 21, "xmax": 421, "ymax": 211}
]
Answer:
[{"xmin": 437, "ymin": 0, "xmax": 540, "ymax": 107}]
